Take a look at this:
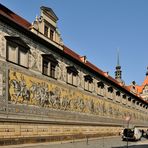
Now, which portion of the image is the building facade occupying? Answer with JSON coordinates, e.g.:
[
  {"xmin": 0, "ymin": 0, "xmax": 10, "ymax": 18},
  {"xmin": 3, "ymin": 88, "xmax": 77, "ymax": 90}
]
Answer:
[
  {"xmin": 128, "ymin": 67, "xmax": 148, "ymax": 101},
  {"xmin": 0, "ymin": 4, "xmax": 148, "ymax": 145}
]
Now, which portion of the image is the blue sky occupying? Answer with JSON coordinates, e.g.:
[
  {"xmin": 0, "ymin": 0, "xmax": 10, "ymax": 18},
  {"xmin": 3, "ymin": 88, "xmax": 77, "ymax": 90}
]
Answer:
[{"xmin": 1, "ymin": 0, "xmax": 148, "ymax": 85}]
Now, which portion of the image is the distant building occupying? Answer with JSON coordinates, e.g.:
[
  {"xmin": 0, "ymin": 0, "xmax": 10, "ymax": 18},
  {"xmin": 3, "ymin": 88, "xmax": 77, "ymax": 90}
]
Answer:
[{"xmin": 127, "ymin": 67, "xmax": 148, "ymax": 101}]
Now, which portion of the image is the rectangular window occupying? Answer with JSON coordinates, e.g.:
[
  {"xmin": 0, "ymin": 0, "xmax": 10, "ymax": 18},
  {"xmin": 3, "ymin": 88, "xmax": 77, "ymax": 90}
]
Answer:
[
  {"xmin": 7, "ymin": 43, "xmax": 17, "ymax": 63},
  {"xmin": 84, "ymin": 80, "xmax": 92, "ymax": 92},
  {"xmin": 44, "ymin": 25, "xmax": 48, "ymax": 37},
  {"xmin": 67, "ymin": 68, "xmax": 78, "ymax": 86},
  {"xmin": 108, "ymin": 87, "xmax": 114, "ymax": 99},
  {"xmin": 73, "ymin": 74, "xmax": 77, "ymax": 86},
  {"xmin": 19, "ymin": 48, "xmax": 28, "ymax": 67},
  {"xmin": 84, "ymin": 75, "xmax": 93, "ymax": 92},
  {"xmin": 84, "ymin": 81, "xmax": 89, "ymax": 90},
  {"xmin": 50, "ymin": 29, "xmax": 54, "ymax": 40},
  {"xmin": 7, "ymin": 41, "xmax": 29, "ymax": 68},
  {"xmin": 42, "ymin": 55, "xmax": 58, "ymax": 79},
  {"xmin": 43, "ymin": 60, "xmax": 49, "ymax": 75},
  {"xmin": 97, "ymin": 86, "xmax": 104, "ymax": 96},
  {"xmin": 42, "ymin": 59, "xmax": 56, "ymax": 78},
  {"xmin": 67, "ymin": 72, "xmax": 72, "ymax": 84},
  {"xmin": 50, "ymin": 63, "xmax": 56, "ymax": 78}
]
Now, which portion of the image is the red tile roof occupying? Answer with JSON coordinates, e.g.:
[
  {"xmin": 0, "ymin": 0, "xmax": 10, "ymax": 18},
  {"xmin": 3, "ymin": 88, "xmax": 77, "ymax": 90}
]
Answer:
[
  {"xmin": 63, "ymin": 45, "xmax": 106, "ymax": 77},
  {"xmin": 63, "ymin": 45, "xmax": 125, "ymax": 86},
  {"xmin": 136, "ymin": 85, "xmax": 143, "ymax": 94},
  {"xmin": 133, "ymin": 76, "xmax": 148, "ymax": 94},
  {"xmin": 63, "ymin": 45, "xmax": 81, "ymax": 62},
  {"xmin": 126, "ymin": 76, "xmax": 148, "ymax": 95},
  {"xmin": 142, "ymin": 76, "xmax": 148, "ymax": 86},
  {"xmin": 0, "ymin": 4, "xmax": 31, "ymax": 29}
]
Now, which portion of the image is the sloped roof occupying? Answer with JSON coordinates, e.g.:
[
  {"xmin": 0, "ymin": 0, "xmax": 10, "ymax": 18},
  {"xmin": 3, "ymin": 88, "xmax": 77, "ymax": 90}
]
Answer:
[
  {"xmin": 0, "ymin": 4, "xmax": 31, "ymax": 29},
  {"xmin": 127, "ymin": 76, "xmax": 148, "ymax": 94},
  {"xmin": 142, "ymin": 76, "xmax": 148, "ymax": 86},
  {"xmin": 136, "ymin": 85, "xmax": 144, "ymax": 94},
  {"xmin": 134, "ymin": 76, "xmax": 148, "ymax": 94}
]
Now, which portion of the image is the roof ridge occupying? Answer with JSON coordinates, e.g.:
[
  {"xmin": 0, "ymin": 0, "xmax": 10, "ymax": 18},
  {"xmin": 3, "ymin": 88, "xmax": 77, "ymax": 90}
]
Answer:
[{"xmin": 0, "ymin": 3, "xmax": 31, "ymax": 29}]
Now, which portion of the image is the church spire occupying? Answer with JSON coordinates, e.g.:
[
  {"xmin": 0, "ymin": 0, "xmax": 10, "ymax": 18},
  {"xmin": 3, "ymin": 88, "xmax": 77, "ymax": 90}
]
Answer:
[
  {"xmin": 117, "ymin": 49, "xmax": 120, "ymax": 66},
  {"xmin": 146, "ymin": 66, "xmax": 148, "ymax": 76},
  {"xmin": 115, "ymin": 49, "xmax": 122, "ymax": 82}
]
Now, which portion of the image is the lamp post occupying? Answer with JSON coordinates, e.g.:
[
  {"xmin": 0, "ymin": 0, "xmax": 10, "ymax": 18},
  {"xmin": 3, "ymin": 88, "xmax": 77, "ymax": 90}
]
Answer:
[{"xmin": 125, "ymin": 116, "xmax": 131, "ymax": 148}]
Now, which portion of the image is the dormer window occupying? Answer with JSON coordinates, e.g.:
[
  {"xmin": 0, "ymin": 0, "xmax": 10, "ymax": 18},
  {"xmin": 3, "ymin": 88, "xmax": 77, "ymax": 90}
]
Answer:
[
  {"xmin": 31, "ymin": 6, "xmax": 63, "ymax": 45},
  {"xmin": 44, "ymin": 23, "xmax": 55, "ymax": 41},
  {"xmin": 42, "ymin": 54, "xmax": 58, "ymax": 79},
  {"xmin": 67, "ymin": 66, "xmax": 78, "ymax": 86},
  {"xmin": 84, "ymin": 75, "xmax": 93, "ymax": 92},
  {"xmin": 5, "ymin": 36, "xmax": 30, "ymax": 68},
  {"xmin": 44, "ymin": 25, "xmax": 48, "ymax": 37},
  {"xmin": 50, "ymin": 29, "xmax": 54, "ymax": 40}
]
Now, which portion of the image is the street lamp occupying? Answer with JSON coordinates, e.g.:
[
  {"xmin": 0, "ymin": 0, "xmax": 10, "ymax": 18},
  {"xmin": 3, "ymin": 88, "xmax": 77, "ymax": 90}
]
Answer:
[{"xmin": 125, "ymin": 116, "xmax": 131, "ymax": 148}]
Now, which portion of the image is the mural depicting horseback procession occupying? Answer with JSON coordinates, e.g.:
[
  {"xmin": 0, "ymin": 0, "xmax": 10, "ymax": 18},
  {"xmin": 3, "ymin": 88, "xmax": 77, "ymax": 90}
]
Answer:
[{"xmin": 9, "ymin": 70, "xmax": 146, "ymax": 122}]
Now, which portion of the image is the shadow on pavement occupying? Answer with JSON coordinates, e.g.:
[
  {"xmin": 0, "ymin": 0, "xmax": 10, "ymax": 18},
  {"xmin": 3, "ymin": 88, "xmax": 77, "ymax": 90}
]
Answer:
[{"xmin": 112, "ymin": 144, "xmax": 148, "ymax": 148}]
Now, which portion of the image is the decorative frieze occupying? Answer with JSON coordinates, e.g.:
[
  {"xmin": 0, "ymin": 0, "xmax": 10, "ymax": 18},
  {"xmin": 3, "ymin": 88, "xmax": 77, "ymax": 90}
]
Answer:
[
  {"xmin": 7, "ymin": 69, "xmax": 147, "ymax": 123},
  {"xmin": 0, "ymin": 74, "xmax": 2, "ymax": 96}
]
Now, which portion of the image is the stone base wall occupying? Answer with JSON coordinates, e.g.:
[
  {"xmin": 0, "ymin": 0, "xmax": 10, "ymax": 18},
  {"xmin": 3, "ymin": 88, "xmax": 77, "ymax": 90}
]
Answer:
[{"xmin": 0, "ymin": 121, "xmax": 122, "ymax": 145}]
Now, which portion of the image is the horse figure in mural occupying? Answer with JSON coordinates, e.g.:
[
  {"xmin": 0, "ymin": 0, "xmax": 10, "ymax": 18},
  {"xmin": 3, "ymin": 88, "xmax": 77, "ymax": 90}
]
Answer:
[
  {"xmin": 29, "ymin": 81, "xmax": 50, "ymax": 107},
  {"xmin": 48, "ymin": 91, "xmax": 60, "ymax": 108},
  {"xmin": 10, "ymin": 79, "xmax": 30, "ymax": 104},
  {"xmin": 60, "ymin": 97, "xmax": 71, "ymax": 110}
]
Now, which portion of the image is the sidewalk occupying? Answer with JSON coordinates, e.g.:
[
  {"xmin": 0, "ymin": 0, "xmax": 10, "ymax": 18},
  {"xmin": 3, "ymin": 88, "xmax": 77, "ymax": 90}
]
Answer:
[
  {"xmin": 136, "ymin": 139, "xmax": 148, "ymax": 145},
  {"xmin": 1, "ymin": 137, "xmax": 148, "ymax": 148},
  {"xmin": 0, "ymin": 136, "xmax": 119, "ymax": 148}
]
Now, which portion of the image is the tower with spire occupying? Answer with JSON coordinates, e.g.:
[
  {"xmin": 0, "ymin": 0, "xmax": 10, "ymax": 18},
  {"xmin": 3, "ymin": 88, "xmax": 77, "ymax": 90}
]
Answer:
[
  {"xmin": 115, "ymin": 49, "xmax": 124, "ymax": 84},
  {"xmin": 146, "ymin": 66, "xmax": 148, "ymax": 76},
  {"xmin": 129, "ymin": 66, "xmax": 148, "ymax": 101}
]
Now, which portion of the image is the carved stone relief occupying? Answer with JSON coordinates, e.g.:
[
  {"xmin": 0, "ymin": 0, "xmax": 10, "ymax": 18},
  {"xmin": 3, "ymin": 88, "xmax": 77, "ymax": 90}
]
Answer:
[{"xmin": 0, "ymin": 73, "xmax": 3, "ymax": 96}]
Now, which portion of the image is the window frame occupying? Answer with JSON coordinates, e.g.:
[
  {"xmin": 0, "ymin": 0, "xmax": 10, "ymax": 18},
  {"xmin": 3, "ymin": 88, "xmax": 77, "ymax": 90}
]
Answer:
[
  {"xmin": 42, "ymin": 54, "xmax": 58, "ymax": 79},
  {"xmin": 84, "ymin": 75, "xmax": 93, "ymax": 92},
  {"xmin": 97, "ymin": 81, "xmax": 105, "ymax": 96},
  {"xmin": 44, "ymin": 25, "xmax": 49, "ymax": 37},
  {"xmin": 50, "ymin": 29, "xmax": 54, "ymax": 40},
  {"xmin": 6, "ymin": 37, "xmax": 29, "ymax": 68},
  {"xmin": 66, "ymin": 66, "xmax": 78, "ymax": 86}
]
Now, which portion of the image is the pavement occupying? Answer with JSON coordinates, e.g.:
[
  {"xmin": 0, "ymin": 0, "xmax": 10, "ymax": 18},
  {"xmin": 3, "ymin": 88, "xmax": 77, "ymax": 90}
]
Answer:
[{"xmin": 1, "ymin": 136, "xmax": 148, "ymax": 148}]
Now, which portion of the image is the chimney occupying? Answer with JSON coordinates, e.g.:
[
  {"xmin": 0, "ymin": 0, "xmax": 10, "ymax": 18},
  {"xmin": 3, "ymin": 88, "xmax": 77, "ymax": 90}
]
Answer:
[{"xmin": 80, "ymin": 56, "xmax": 87, "ymax": 63}]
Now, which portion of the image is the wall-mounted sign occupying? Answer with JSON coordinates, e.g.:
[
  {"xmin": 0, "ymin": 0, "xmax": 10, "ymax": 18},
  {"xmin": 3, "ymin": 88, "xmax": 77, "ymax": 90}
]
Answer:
[{"xmin": 0, "ymin": 74, "xmax": 2, "ymax": 96}]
